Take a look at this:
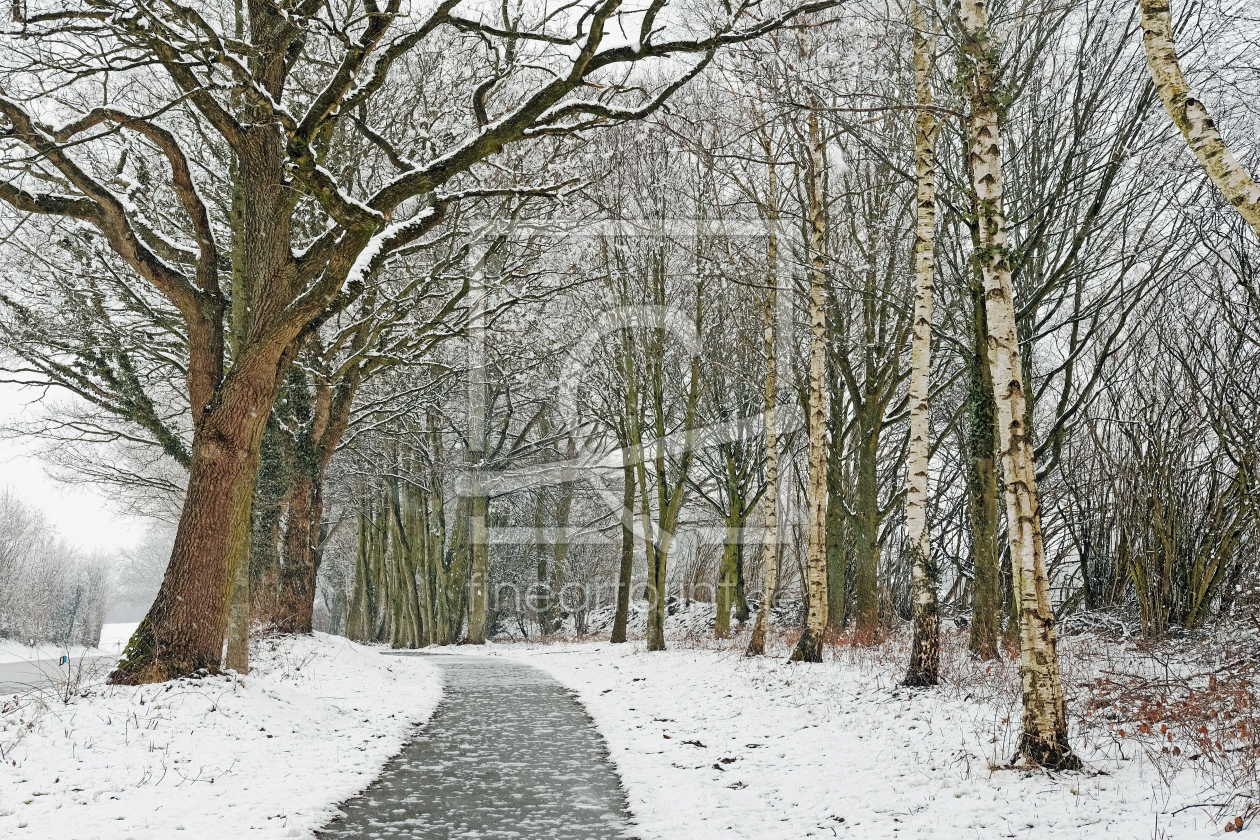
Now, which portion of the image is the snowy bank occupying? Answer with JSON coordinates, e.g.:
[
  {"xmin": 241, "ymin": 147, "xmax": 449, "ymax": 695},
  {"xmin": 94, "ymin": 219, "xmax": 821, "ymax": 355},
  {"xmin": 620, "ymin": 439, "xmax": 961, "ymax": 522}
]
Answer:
[
  {"xmin": 0, "ymin": 622, "xmax": 138, "ymax": 666},
  {"xmin": 450, "ymin": 637, "xmax": 1238, "ymax": 840},
  {"xmin": 0, "ymin": 633, "xmax": 441, "ymax": 839}
]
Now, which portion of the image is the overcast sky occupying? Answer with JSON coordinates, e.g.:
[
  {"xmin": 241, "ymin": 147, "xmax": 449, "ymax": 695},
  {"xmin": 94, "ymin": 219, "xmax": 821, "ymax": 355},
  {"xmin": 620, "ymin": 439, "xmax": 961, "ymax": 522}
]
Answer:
[{"xmin": 0, "ymin": 382, "xmax": 145, "ymax": 555}]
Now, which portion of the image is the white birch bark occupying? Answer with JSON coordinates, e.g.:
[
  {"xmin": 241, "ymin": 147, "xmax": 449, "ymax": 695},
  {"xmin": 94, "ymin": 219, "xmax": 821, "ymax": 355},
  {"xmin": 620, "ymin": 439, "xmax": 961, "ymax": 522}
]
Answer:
[
  {"xmin": 1139, "ymin": 0, "xmax": 1260, "ymax": 238},
  {"xmin": 904, "ymin": 0, "xmax": 940, "ymax": 687},
  {"xmin": 790, "ymin": 109, "xmax": 830, "ymax": 663},
  {"xmin": 960, "ymin": 0, "xmax": 1079, "ymax": 768}
]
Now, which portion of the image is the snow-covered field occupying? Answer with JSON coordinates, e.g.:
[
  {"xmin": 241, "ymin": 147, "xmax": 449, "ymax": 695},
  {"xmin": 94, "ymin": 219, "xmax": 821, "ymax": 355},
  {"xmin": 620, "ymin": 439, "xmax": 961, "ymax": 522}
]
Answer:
[
  {"xmin": 0, "ymin": 633, "xmax": 441, "ymax": 839},
  {"xmin": 442, "ymin": 634, "xmax": 1245, "ymax": 840},
  {"xmin": 0, "ymin": 623, "xmax": 137, "ymax": 666}
]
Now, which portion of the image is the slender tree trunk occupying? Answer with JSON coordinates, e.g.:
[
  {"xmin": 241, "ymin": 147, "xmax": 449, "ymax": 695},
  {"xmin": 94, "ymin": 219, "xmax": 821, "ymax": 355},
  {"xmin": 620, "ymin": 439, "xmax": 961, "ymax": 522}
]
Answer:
[
  {"xmin": 825, "ymin": 387, "xmax": 848, "ymax": 630},
  {"xmin": 550, "ymin": 479, "xmax": 574, "ymax": 631},
  {"xmin": 1139, "ymin": 0, "xmax": 1260, "ymax": 238},
  {"xmin": 465, "ymin": 260, "xmax": 489, "ymax": 644},
  {"xmin": 749, "ymin": 152, "xmax": 780, "ymax": 657},
  {"xmin": 715, "ymin": 493, "xmax": 743, "ymax": 638},
  {"xmin": 442, "ymin": 495, "xmax": 472, "ymax": 644},
  {"xmin": 966, "ymin": 279, "xmax": 1002, "ymax": 659},
  {"xmin": 530, "ymin": 487, "xmax": 552, "ymax": 635},
  {"xmin": 345, "ymin": 509, "xmax": 373, "ymax": 642},
  {"xmin": 642, "ymin": 276, "xmax": 702, "ymax": 653},
  {"xmin": 961, "ymin": 0, "xmax": 1080, "ymax": 769},
  {"xmin": 790, "ymin": 110, "xmax": 831, "ymax": 663},
  {"xmin": 225, "ymin": 534, "xmax": 250, "ymax": 673},
  {"xmin": 904, "ymin": 0, "xmax": 941, "ymax": 688},
  {"xmin": 467, "ymin": 490, "xmax": 489, "ymax": 644},
  {"xmin": 412, "ymin": 483, "xmax": 436, "ymax": 646},
  {"xmin": 638, "ymin": 460, "xmax": 665, "ymax": 650},
  {"xmin": 734, "ymin": 539, "xmax": 749, "ymax": 623},
  {"xmin": 611, "ymin": 455, "xmax": 636, "ymax": 643}
]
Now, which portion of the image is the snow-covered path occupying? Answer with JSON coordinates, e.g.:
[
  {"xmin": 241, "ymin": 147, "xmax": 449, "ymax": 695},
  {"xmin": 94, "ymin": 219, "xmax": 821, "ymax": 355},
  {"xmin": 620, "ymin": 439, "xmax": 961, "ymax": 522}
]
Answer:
[{"xmin": 320, "ymin": 655, "xmax": 631, "ymax": 839}]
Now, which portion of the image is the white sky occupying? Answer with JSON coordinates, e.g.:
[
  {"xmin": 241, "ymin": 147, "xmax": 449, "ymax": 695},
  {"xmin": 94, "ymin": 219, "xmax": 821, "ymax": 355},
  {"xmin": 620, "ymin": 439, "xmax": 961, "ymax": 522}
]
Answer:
[{"xmin": 0, "ymin": 382, "xmax": 145, "ymax": 555}]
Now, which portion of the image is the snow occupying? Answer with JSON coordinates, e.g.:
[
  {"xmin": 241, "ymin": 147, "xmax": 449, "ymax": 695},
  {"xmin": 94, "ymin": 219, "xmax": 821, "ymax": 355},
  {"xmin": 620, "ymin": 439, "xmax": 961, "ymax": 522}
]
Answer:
[
  {"xmin": 0, "ymin": 623, "xmax": 136, "ymax": 665},
  {"xmin": 435, "ymin": 634, "xmax": 1236, "ymax": 839},
  {"xmin": 0, "ymin": 633, "xmax": 441, "ymax": 839}
]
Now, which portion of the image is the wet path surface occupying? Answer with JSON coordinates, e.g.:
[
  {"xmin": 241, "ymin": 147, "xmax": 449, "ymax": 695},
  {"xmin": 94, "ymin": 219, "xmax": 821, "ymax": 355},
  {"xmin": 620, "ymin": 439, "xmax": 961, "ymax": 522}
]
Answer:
[{"xmin": 320, "ymin": 655, "xmax": 632, "ymax": 840}]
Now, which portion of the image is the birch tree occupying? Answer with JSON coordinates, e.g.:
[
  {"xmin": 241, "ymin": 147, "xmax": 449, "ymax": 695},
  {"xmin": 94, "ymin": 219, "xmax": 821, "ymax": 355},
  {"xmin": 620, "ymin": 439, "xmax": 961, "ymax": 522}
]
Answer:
[
  {"xmin": 903, "ymin": 0, "xmax": 941, "ymax": 688},
  {"xmin": 959, "ymin": 0, "xmax": 1079, "ymax": 768},
  {"xmin": 789, "ymin": 109, "xmax": 830, "ymax": 663},
  {"xmin": 1138, "ymin": 0, "xmax": 1260, "ymax": 238}
]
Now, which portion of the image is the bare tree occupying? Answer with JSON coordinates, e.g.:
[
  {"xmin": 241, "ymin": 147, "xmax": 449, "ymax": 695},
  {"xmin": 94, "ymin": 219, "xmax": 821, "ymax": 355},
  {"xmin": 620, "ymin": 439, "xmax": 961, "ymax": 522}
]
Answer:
[{"xmin": 0, "ymin": 0, "xmax": 836, "ymax": 682}]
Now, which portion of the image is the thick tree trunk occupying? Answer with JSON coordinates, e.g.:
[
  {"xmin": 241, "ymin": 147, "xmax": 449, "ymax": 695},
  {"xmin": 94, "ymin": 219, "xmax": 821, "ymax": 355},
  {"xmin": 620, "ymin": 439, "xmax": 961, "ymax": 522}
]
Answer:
[
  {"xmin": 790, "ymin": 110, "xmax": 830, "ymax": 664},
  {"xmin": 109, "ymin": 373, "xmax": 276, "ymax": 684},
  {"xmin": 904, "ymin": 0, "xmax": 941, "ymax": 688},
  {"xmin": 961, "ymin": 0, "xmax": 1080, "ymax": 769},
  {"xmin": 109, "ymin": 112, "xmax": 303, "ymax": 684},
  {"xmin": 748, "ymin": 153, "xmax": 780, "ymax": 657},
  {"xmin": 1139, "ymin": 0, "xmax": 1260, "ymax": 238},
  {"xmin": 610, "ymin": 457, "xmax": 636, "ymax": 644}
]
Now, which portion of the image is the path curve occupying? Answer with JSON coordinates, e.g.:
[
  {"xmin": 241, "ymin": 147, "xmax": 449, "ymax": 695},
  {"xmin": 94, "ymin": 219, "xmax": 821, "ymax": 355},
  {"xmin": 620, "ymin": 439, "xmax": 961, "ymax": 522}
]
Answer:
[{"xmin": 320, "ymin": 654, "xmax": 632, "ymax": 839}]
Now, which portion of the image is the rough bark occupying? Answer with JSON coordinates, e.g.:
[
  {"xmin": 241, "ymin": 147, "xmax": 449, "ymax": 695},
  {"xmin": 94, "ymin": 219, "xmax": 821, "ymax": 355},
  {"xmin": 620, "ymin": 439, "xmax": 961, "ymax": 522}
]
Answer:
[
  {"xmin": 111, "ymin": 378, "xmax": 273, "ymax": 684},
  {"xmin": 1138, "ymin": 0, "xmax": 1260, "ymax": 238},
  {"xmin": 961, "ymin": 0, "xmax": 1080, "ymax": 769},
  {"xmin": 790, "ymin": 110, "xmax": 830, "ymax": 664},
  {"xmin": 904, "ymin": 0, "xmax": 941, "ymax": 688}
]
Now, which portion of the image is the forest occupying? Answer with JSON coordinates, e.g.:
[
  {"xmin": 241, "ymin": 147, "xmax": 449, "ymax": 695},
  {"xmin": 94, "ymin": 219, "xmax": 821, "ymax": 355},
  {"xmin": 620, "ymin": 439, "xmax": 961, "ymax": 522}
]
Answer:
[{"xmin": 0, "ymin": 0, "xmax": 1257, "ymax": 835}]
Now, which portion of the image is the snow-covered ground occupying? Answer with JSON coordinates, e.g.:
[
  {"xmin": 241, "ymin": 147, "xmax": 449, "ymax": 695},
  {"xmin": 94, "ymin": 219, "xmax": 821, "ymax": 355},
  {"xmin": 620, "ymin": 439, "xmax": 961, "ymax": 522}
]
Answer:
[
  {"xmin": 0, "ymin": 623, "xmax": 137, "ymax": 666},
  {"xmin": 0, "ymin": 633, "xmax": 441, "ymax": 839},
  {"xmin": 436, "ymin": 634, "xmax": 1244, "ymax": 840}
]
